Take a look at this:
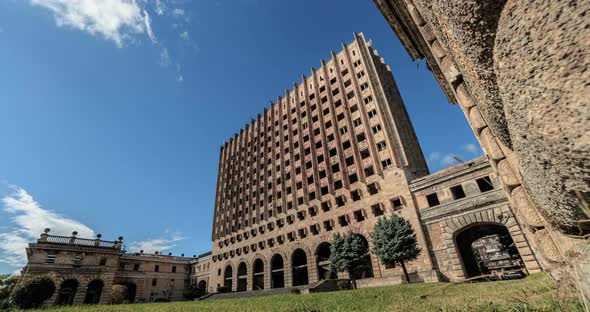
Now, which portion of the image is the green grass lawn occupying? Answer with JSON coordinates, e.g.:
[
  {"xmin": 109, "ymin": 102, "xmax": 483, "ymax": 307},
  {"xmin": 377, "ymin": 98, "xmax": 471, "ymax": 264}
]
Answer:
[{"xmin": 33, "ymin": 273, "xmax": 582, "ymax": 312}]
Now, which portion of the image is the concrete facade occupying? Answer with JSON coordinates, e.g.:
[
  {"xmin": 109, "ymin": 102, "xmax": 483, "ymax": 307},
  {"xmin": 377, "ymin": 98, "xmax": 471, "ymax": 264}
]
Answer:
[{"xmin": 209, "ymin": 34, "xmax": 436, "ymax": 293}]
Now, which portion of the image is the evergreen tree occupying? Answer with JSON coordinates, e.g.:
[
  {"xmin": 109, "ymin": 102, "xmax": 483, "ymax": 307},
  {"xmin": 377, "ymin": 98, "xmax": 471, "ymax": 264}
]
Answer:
[
  {"xmin": 371, "ymin": 215, "xmax": 421, "ymax": 283},
  {"xmin": 329, "ymin": 231, "xmax": 372, "ymax": 288}
]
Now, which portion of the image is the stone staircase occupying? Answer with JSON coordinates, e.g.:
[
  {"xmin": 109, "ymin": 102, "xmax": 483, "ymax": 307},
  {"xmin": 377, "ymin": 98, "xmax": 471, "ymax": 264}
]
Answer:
[
  {"xmin": 199, "ymin": 286, "xmax": 305, "ymax": 301},
  {"xmin": 199, "ymin": 280, "xmax": 351, "ymax": 301}
]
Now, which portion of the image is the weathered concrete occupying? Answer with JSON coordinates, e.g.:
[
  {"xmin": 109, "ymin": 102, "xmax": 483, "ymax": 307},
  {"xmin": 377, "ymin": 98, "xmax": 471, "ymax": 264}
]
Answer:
[{"xmin": 494, "ymin": 0, "xmax": 590, "ymax": 232}]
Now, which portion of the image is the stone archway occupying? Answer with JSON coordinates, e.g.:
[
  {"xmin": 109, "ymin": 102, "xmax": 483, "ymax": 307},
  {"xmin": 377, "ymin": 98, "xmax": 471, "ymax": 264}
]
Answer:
[
  {"xmin": 454, "ymin": 222, "xmax": 525, "ymax": 278},
  {"xmin": 197, "ymin": 280, "xmax": 207, "ymax": 293},
  {"xmin": 56, "ymin": 279, "xmax": 79, "ymax": 305},
  {"xmin": 291, "ymin": 248, "xmax": 309, "ymax": 286},
  {"xmin": 223, "ymin": 265, "xmax": 233, "ymax": 290},
  {"xmin": 252, "ymin": 258, "xmax": 265, "ymax": 290},
  {"xmin": 442, "ymin": 207, "xmax": 539, "ymax": 280},
  {"xmin": 236, "ymin": 262, "xmax": 247, "ymax": 292},
  {"xmin": 83, "ymin": 279, "xmax": 104, "ymax": 304},
  {"xmin": 350, "ymin": 233, "xmax": 373, "ymax": 279},
  {"xmin": 270, "ymin": 254, "xmax": 285, "ymax": 288},
  {"xmin": 316, "ymin": 242, "xmax": 336, "ymax": 280}
]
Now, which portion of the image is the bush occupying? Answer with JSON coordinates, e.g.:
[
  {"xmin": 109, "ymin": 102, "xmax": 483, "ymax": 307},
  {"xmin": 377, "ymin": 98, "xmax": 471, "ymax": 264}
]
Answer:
[
  {"xmin": 11, "ymin": 275, "xmax": 55, "ymax": 309},
  {"xmin": 216, "ymin": 286, "xmax": 230, "ymax": 293}
]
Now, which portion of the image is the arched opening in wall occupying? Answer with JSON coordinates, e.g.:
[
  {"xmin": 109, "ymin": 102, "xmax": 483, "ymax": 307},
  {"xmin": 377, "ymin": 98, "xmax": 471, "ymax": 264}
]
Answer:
[
  {"xmin": 291, "ymin": 248, "xmax": 309, "ymax": 286},
  {"xmin": 237, "ymin": 262, "xmax": 247, "ymax": 292},
  {"xmin": 252, "ymin": 258, "xmax": 264, "ymax": 290},
  {"xmin": 223, "ymin": 265, "xmax": 233, "ymax": 290},
  {"xmin": 316, "ymin": 242, "xmax": 336, "ymax": 280},
  {"xmin": 455, "ymin": 222, "xmax": 525, "ymax": 279},
  {"xmin": 197, "ymin": 280, "xmax": 207, "ymax": 294},
  {"xmin": 56, "ymin": 279, "xmax": 79, "ymax": 305},
  {"xmin": 83, "ymin": 279, "xmax": 104, "ymax": 304},
  {"xmin": 270, "ymin": 254, "xmax": 284, "ymax": 288},
  {"xmin": 111, "ymin": 282, "xmax": 136, "ymax": 304},
  {"xmin": 350, "ymin": 234, "xmax": 374, "ymax": 279}
]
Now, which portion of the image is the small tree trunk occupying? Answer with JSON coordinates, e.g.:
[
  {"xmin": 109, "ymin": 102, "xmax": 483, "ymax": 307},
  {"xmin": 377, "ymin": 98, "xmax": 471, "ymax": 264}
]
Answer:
[
  {"xmin": 348, "ymin": 269, "xmax": 357, "ymax": 289},
  {"xmin": 401, "ymin": 262, "xmax": 410, "ymax": 283}
]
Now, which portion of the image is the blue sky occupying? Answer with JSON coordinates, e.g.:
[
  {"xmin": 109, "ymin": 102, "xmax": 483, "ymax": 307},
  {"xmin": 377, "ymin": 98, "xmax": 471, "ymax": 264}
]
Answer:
[{"xmin": 0, "ymin": 0, "xmax": 480, "ymax": 274}]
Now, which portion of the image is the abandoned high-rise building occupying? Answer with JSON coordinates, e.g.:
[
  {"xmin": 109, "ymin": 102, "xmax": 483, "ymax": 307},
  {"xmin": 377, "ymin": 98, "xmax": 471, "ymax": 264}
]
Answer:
[{"xmin": 206, "ymin": 33, "xmax": 539, "ymax": 291}]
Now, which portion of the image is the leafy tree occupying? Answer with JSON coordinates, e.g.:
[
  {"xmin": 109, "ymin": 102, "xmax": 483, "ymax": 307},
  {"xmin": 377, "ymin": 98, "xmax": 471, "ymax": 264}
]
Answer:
[
  {"xmin": 329, "ymin": 231, "xmax": 372, "ymax": 288},
  {"xmin": 0, "ymin": 274, "xmax": 18, "ymax": 310},
  {"xmin": 11, "ymin": 275, "xmax": 55, "ymax": 309},
  {"xmin": 371, "ymin": 215, "xmax": 421, "ymax": 283}
]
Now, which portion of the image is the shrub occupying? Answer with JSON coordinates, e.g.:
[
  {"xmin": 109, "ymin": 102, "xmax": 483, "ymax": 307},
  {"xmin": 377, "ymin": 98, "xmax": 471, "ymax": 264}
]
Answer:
[
  {"xmin": 11, "ymin": 275, "xmax": 55, "ymax": 309},
  {"xmin": 216, "ymin": 286, "xmax": 230, "ymax": 293}
]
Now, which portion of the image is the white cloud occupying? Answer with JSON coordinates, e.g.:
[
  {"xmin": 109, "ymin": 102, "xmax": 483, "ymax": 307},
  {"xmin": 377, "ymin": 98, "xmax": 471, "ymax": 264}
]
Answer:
[
  {"xmin": 179, "ymin": 31, "xmax": 189, "ymax": 41},
  {"xmin": 462, "ymin": 143, "xmax": 480, "ymax": 155},
  {"xmin": 128, "ymin": 232, "xmax": 185, "ymax": 253},
  {"xmin": 0, "ymin": 186, "xmax": 94, "ymax": 268},
  {"xmin": 143, "ymin": 10, "xmax": 157, "ymax": 43},
  {"xmin": 159, "ymin": 47, "xmax": 171, "ymax": 67},
  {"xmin": 154, "ymin": 0, "xmax": 166, "ymax": 15},
  {"xmin": 441, "ymin": 154, "xmax": 456, "ymax": 166},
  {"xmin": 171, "ymin": 8, "xmax": 184, "ymax": 16},
  {"xmin": 427, "ymin": 152, "xmax": 441, "ymax": 163},
  {"xmin": 30, "ymin": 0, "xmax": 151, "ymax": 48}
]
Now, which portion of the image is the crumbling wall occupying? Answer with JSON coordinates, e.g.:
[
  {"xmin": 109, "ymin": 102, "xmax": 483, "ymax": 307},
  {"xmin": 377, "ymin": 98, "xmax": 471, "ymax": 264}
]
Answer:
[
  {"xmin": 410, "ymin": 0, "xmax": 511, "ymax": 147},
  {"xmin": 494, "ymin": 0, "xmax": 590, "ymax": 232}
]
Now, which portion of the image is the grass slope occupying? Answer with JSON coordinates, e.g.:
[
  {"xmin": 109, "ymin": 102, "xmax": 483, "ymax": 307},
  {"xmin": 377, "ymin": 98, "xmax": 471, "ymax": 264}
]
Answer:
[{"xmin": 33, "ymin": 273, "xmax": 582, "ymax": 312}]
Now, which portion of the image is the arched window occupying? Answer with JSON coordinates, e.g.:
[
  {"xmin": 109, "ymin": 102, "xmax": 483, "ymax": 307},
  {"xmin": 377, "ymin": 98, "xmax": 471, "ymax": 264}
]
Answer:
[
  {"xmin": 252, "ymin": 258, "xmax": 264, "ymax": 290},
  {"xmin": 56, "ymin": 279, "xmax": 79, "ymax": 305},
  {"xmin": 270, "ymin": 254, "xmax": 284, "ymax": 288},
  {"xmin": 291, "ymin": 249, "xmax": 309, "ymax": 286},
  {"xmin": 223, "ymin": 265, "xmax": 233, "ymax": 289},
  {"xmin": 83, "ymin": 280, "xmax": 104, "ymax": 304},
  {"xmin": 237, "ymin": 262, "xmax": 247, "ymax": 292}
]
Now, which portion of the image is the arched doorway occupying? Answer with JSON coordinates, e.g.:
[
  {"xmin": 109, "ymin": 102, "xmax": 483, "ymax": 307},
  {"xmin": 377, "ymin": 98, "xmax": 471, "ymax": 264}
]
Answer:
[
  {"xmin": 455, "ymin": 223, "xmax": 525, "ymax": 278},
  {"xmin": 350, "ymin": 234, "xmax": 373, "ymax": 279},
  {"xmin": 223, "ymin": 265, "xmax": 233, "ymax": 290},
  {"xmin": 316, "ymin": 242, "xmax": 336, "ymax": 280},
  {"xmin": 237, "ymin": 262, "xmax": 247, "ymax": 292},
  {"xmin": 270, "ymin": 254, "xmax": 284, "ymax": 288},
  {"xmin": 291, "ymin": 249, "xmax": 309, "ymax": 286},
  {"xmin": 111, "ymin": 282, "xmax": 136, "ymax": 304},
  {"xmin": 56, "ymin": 279, "xmax": 79, "ymax": 305},
  {"xmin": 252, "ymin": 258, "xmax": 264, "ymax": 290},
  {"xmin": 197, "ymin": 280, "xmax": 207, "ymax": 293},
  {"xmin": 83, "ymin": 280, "xmax": 104, "ymax": 304}
]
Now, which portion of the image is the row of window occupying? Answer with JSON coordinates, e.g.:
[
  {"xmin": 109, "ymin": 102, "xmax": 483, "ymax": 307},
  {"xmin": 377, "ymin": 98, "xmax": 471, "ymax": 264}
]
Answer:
[
  {"xmin": 217, "ymin": 67, "xmax": 370, "ymax": 190},
  {"xmin": 425, "ymin": 176, "xmax": 494, "ymax": 208},
  {"xmin": 216, "ymin": 173, "xmax": 395, "ymax": 236},
  {"xmin": 216, "ymin": 196, "xmax": 405, "ymax": 250},
  {"xmin": 214, "ymin": 50, "xmax": 376, "ymax": 237}
]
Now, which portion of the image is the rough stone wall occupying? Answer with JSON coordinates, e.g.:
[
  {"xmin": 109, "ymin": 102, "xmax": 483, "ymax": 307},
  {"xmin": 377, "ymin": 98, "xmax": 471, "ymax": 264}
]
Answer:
[
  {"xmin": 410, "ymin": 0, "xmax": 511, "ymax": 147},
  {"xmin": 373, "ymin": 0, "xmax": 589, "ymax": 302},
  {"xmin": 494, "ymin": 0, "xmax": 590, "ymax": 232}
]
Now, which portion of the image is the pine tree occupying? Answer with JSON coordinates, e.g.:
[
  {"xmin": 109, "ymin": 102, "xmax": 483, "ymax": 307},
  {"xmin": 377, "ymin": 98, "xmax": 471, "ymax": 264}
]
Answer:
[
  {"xmin": 371, "ymin": 215, "xmax": 421, "ymax": 283},
  {"xmin": 329, "ymin": 231, "xmax": 371, "ymax": 288}
]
